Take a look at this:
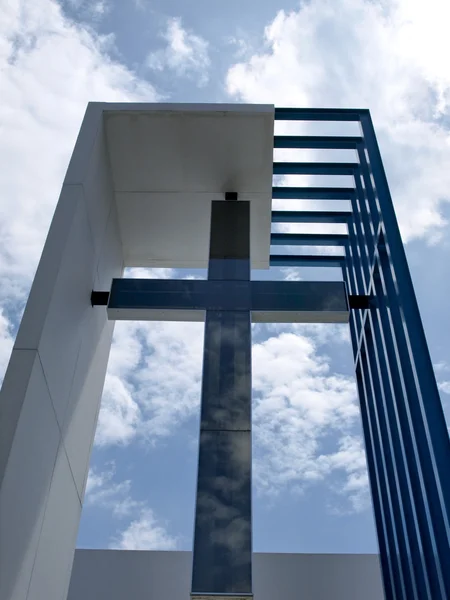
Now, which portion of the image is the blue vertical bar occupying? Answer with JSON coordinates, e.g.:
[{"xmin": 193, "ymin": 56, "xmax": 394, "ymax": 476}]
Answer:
[
  {"xmin": 356, "ymin": 141, "xmax": 380, "ymax": 239},
  {"xmin": 344, "ymin": 224, "xmax": 364, "ymax": 351},
  {"xmin": 355, "ymin": 360, "xmax": 397, "ymax": 600},
  {"xmin": 191, "ymin": 201, "xmax": 253, "ymax": 599},
  {"xmin": 371, "ymin": 261, "xmax": 433, "ymax": 599},
  {"xmin": 376, "ymin": 241, "xmax": 448, "ymax": 598},
  {"xmin": 353, "ymin": 167, "xmax": 377, "ymax": 271},
  {"xmin": 357, "ymin": 113, "xmax": 450, "ymax": 600},
  {"xmin": 362, "ymin": 318, "xmax": 419, "ymax": 599},
  {"xmin": 343, "ymin": 244, "xmax": 359, "ymax": 351}
]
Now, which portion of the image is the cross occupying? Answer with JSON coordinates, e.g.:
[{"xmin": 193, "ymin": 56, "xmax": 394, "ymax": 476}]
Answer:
[{"xmin": 96, "ymin": 199, "xmax": 349, "ymax": 600}]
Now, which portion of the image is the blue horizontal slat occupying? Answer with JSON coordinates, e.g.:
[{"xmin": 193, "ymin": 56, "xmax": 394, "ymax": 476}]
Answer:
[
  {"xmin": 274, "ymin": 135, "xmax": 363, "ymax": 149},
  {"xmin": 270, "ymin": 254, "xmax": 345, "ymax": 267},
  {"xmin": 273, "ymin": 186, "xmax": 356, "ymax": 200},
  {"xmin": 275, "ymin": 107, "xmax": 368, "ymax": 121},
  {"xmin": 271, "ymin": 233, "xmax": 348, "ymax": 246},
  {"xmin": 273, "ymin": 162, "xmax": 359, "ymax": 176},
  {"xmin": 271, "ymin": 210, "xmax": 352, "ymax": 224}
]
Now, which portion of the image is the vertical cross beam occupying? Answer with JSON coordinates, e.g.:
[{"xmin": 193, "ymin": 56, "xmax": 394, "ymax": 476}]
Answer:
[{"xmin": 191, "ymin": 200, "xmax": 253, "ymax": 600}]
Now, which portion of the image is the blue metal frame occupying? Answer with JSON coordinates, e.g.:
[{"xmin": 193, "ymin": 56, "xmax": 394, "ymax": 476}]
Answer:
[
  {"xmin": 272, "ymin": 210, "xmax": 351, "ymax": 224},
  {"xmin": 272, "ymin": 107, "xmax": 450, "ymax": 600},
  {"xmin": 272, "ymin": 186, "xmax": 356, "ymax": 200}
]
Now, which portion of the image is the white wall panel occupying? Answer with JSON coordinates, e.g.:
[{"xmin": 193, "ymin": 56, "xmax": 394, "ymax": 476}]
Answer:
[
  {"xmin": 67, "ymin": 550, "xmax": 385, "ymax": 600},
  {"xmin": 62, "ymin": 319, "xmax": 114, "ymax": 497},
  {"xmin": 27, "ymin": 448, "xmax": 81, "ymax": 600},
  {"xmin": 0, "ymin": 353, "xmax": 61, "ymax": 600},
  {"xmin": 0, "ymin": 349, "xmax": 37, "ymax": 485},
  {"xmin": 36, "ymin": 194, "xmax": 97, "ymax": 426},
  {"xmin": 14, "ymin": 184, "xmax": 82, "ymax": 351},
  {"xmin": 0, "ymin": 103, "xmax": 122, "ymax": 600},
  {"xmin": 82, "ymin": 117, "xmax": 116, "ymax": 258}
]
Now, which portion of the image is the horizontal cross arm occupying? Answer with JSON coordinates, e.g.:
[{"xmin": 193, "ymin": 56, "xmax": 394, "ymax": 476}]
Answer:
[
  {"xmin": 105, "ymin": 279, "xmax": 349, "ymax": 323},
  {"xmin": 251, "ymin": 281, "xmax": 348, "ymax": 323}
]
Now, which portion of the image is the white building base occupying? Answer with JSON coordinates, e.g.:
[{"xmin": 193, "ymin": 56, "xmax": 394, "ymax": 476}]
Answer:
[{"xmin": 68, "ymin": 550, "xmax": 384, "ymax": 600}]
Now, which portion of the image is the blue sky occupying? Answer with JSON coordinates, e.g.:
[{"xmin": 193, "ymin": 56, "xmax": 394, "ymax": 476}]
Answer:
[{"xmin": 1, "ymin": 0, "xmax": 450, "ymax": 555}]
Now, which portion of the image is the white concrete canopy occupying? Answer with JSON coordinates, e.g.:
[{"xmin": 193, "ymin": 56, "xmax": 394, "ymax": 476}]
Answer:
[{"xmin": 104, "ymin": 103, "xmax": 274, "ymax": 269}]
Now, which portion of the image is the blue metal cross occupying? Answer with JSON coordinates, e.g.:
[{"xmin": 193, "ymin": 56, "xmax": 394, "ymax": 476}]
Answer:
[{"xmin": 103, "ymin": 200, "xmax": 348, "ymax": 600}]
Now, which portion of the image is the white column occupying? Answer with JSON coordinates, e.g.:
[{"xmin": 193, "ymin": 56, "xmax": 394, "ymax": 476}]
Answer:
[{"xmin": 0, "ymin": 104, "xmax": 123, "ymax": 600}]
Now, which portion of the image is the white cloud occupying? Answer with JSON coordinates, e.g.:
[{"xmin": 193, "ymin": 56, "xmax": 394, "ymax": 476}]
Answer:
[
  {"xmin": 133, "ymin": 321, "xmax": 204, "ymax": 438},
  {"xmin": 85, "ymin": 465, "xmax": 111, "ymax": 495},
  {"xmin": 0, "ymin": 0, "xmax": 157, "ymax": 330},
  {"xmin": 226, "ymin": 0, "xmax": 450, "ymax": 243},
  {"xmin": 95, "ymin": 373, "xmax": 142, "ymax": 447},
  {"xmin": 438, "ymin": 381, "xmax": 450, "ymax": 395},
  {"xmin": 226, "ymin": 35, "xmax": 252, "ymax": 60},
  {"xmin": 86, "ymin": 465, "xmax": 177, "ymax": 548},
  {"xmin": 146, "ymin": 17, "xmax": 210, "ymax": 85},
  {"xmin": 262, "ymin": 322, "xmax": 351, "ymax": 347},
  {"xmin": 66, "ymin": 0, "xmax": 110, "ymax": 21},
  {"xmin": 110, "ymin": 509, "xmax": 178, "ymax": 550},
  {"xmin": 0, "ymin": 311, "xmax": 14, "ymax": 386},
  {"xmin": 90, "ymin": 1, "xmax": 110, "ymax": 20},
  {"xmin": 281, "ymin": 267, "xmax": 303, "ymax": 281},
  {"xmin": 126, "ymin": 267, "xmax": 175, "ymax": 280},
  {"xmin": 132, "ymin": 0, "xmax": 147, "ymax": 11},
  {"xmin": 85, "ymin": 465, "xmax": 144, "ymax": 517},
  {"xmin": 319, "ymin": 436, "xmax": 370, "ymax": 513},
  {"xmin": 252, "ymin": 331, "xmax": 368, "ymax": 511},
  {"xmin": 435, "ymin": 363, "xmax": 450, "ymax": 426},
  {"xmin": 95, "ymin": 318, "xmax": 204, "ymax": 447}
]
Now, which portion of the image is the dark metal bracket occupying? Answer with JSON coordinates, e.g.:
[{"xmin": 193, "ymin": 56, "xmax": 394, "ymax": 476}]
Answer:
[
  {"xmin": 91, "ymin": 291, "xmax": 109, "ymax": 306},
  {"xmin": 225, "ymin": 191, "xmax": 238, "ymax": 201},
  {"xmin": 348, "ymin": 294, "xmax": 372, "ymax": 309}
]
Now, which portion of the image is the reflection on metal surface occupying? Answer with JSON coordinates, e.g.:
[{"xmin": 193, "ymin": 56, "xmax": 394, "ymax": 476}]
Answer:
[
  {"xmin": 192, "ymin": 429, "xmax": 252, "ymax": 596},
  {"xmin": 200, "ymin": 312, "xmax": 251, "ymax": 432},
  {"xmin": 106, "ymin": 279, "xmax": 349, "ymax": 323},
  {"xmin": 192, "ymin": 201, "xmax": 253, "ymax": 598}
]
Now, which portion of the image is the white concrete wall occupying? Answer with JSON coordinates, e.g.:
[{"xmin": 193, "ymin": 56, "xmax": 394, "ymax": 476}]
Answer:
[
  {"xmin": 68, "ymin": 550, "xmax": 385, "ymax": 600},
  {"xmin": 0, "ymin": 104, "xmax": 124, "ymax": 600}
]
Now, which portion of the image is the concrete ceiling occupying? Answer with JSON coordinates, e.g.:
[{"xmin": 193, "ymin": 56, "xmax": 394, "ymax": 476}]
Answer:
[{"xmin": 104, "ymin": 104, "xmax": 274, "ymax": 269}]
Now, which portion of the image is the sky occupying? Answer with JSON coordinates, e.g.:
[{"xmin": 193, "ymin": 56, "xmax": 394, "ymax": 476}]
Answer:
[{"xmin": 1, "ymin": 0, "xmax": 450, "ymax": 556}]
